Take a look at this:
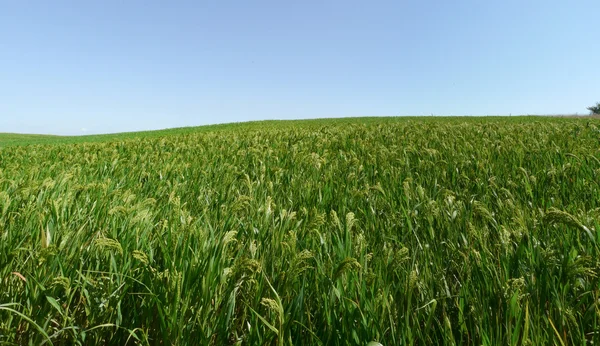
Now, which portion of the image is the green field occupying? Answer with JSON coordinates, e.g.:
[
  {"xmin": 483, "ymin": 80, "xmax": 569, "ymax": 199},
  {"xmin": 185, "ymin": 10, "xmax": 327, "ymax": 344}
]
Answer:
[{"xmin": 1, "ymin": 117, "xmax": 599, "ymax": 345}]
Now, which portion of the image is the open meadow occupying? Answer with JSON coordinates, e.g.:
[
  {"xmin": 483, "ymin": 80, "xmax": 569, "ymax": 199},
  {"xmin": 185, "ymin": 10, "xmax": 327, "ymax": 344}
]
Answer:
[{"xmin": 1, "ymin": 117, "xmax": 599, "ymax": 345}]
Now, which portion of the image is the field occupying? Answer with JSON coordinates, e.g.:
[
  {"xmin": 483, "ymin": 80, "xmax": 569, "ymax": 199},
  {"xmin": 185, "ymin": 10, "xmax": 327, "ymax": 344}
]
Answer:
[{"xmin": 1, "ymin": 117, "xmax": 599, "ymax": 345}]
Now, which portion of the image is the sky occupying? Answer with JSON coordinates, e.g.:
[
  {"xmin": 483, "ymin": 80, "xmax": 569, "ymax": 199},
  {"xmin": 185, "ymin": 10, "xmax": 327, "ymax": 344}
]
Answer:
[{"xmin": 1, "ymin": 1, "xmax": 599, "ymax": 135}]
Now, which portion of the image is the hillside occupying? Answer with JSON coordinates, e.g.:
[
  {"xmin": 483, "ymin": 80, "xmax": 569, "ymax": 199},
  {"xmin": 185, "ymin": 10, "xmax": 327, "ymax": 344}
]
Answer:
[
  {"xmin": 1, "ymin": 116, "xmax": 600, "ymax": 345},
  {"xmin": 0, "ymin": 133, "xmax": 60, "ymax": 146},
  {"xmin": 0, "ymin": 116, "xmax": 575, "ymax": 147},
  {"xmin": 1, "ymin": 117, "xmax": 403, "ymax": 147}
]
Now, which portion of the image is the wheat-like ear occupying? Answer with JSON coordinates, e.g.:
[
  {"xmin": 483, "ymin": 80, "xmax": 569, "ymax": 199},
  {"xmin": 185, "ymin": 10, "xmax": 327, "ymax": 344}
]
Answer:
[
  {"xmin": 222, "ymin": 230, "xmax": 238, "ymax": 246},
  {"xmin": 472, "ymin": 201, "xmax": 495, "ymax": 224},
  {"xmin": 544, "ymin": 208, "xmax": 583, "ymax": 229},
  {"xmin": 51, "ymin": 276, "xmax": 71, "ymax": 291},
  {"xmin": 11, "ymin": 272, "xmax": 26, "ymax": 282},
  {"xmin": 261, "ymin": 298, "xmax": 282, "ymax": 317},
  {"xmin": 345, "ymin": 212, "xmax": 357, "ymax": 232},
  {"xmin": 0, "ymin": 191, "xmax": 10, "ymax": 217},
  {"xmin": 94, "ymin": 236, "xmax": 123, "ymax": 255},
  {"xmin": 132, "ymin": 250, "xmax": 149, "ymax": 265},
  {"xmin": 41, "ymin": 225, "xmax": 51, "ymax": 249},
  {"xmin": 545, "ymin": 208, "xmax": 594, "ymax": 241},
  {"xmin": 333, "ymin": 257, "xmax": 361, "ymax": 281}
]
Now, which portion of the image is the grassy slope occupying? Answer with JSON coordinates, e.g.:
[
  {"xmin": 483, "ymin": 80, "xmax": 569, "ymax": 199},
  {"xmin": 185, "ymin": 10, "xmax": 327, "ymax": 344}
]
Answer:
[
  {"xmin": 0, "ymin": 133, "xmax": 60, "ymax": 146},
  {"xmin": 1, "ymin": 116, "xmax": 600, "ymax": 345},
  {"xmin": 1, "ymin": 118, "xmax": 381, "ymax": 146},
  {"xmin": 0, "ymin": 116, "xmax": 573, "ymax": 147}
]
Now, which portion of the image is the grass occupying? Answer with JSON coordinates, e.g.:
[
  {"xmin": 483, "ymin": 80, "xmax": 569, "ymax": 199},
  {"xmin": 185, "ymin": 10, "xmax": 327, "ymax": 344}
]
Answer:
[
  {"xmin": 1, "ymin": 118, "xmax": 404, "ymax": 147},
  {"xmin": 0, "ymin": 133, "xmax": 60, "ymax": 146},
  {"xmin": 1, "ymin": 116, "xmax": 599, "ymax": 345}
]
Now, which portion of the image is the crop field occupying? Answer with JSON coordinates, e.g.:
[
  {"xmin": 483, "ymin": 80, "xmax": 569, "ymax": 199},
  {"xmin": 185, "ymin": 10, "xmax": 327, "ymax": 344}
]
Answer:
[{"xmin": 1, "ymin": 117, "xmax": 600, "ymax": 345}]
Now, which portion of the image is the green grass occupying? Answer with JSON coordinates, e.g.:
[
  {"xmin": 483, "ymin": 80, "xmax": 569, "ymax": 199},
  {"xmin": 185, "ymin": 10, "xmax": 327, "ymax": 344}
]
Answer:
[
  {"xmin": 1, "ymin": 116, "xmax": 599, "ymax": 345},
  {"xmin": 0, "ymin": 116, "xmax": 572, "ymax": 147},
  {"xmin": 1, "ymin": 118, "xmax": 403, "ymax": 147},
  {"xmin": 0, "ymin": 133, "xmax": 60, "ymax": 146}
]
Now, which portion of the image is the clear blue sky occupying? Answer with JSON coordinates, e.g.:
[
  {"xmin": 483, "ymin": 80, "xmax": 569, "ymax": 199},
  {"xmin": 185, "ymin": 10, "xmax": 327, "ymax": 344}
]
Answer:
[{"xmin": 1, "ymin": 0, "xmax": 599, "ymax": 135}]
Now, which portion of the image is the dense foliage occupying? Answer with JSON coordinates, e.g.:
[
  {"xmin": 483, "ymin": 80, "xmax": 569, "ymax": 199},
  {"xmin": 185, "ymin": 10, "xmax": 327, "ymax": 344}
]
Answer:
[
  {"xmin": 1, "ymin": 117, "xmax": 600, "ymax": 345},
  {"xmin": 588, "ymin": 102, "xmax": 600, "ymax": 115}
]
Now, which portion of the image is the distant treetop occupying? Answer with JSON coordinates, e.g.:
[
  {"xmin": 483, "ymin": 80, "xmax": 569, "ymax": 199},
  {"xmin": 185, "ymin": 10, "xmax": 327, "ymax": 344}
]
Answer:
[{"xmin": 588, "ymin": 102, "xmax": 600, "ymax": 115}]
